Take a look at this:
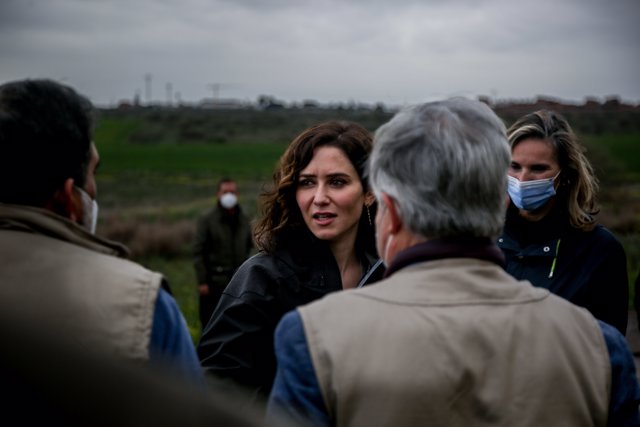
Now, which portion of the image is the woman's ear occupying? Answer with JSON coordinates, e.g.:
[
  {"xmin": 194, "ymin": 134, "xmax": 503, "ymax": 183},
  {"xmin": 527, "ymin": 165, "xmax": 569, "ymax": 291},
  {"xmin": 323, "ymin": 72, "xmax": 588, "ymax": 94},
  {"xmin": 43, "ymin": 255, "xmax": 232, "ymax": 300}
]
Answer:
[{"xmin": 364, "ymin": 191, "xmax": 376, "ymax": 207}]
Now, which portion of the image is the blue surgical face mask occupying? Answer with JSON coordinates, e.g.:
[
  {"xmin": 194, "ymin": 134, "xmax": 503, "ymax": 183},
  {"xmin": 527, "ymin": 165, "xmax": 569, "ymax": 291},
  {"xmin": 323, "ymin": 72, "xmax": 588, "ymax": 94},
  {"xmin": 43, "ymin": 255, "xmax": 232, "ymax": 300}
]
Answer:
[{"xmin": 507, "ymin": 171, "xmax": 560, "ymax": 211}]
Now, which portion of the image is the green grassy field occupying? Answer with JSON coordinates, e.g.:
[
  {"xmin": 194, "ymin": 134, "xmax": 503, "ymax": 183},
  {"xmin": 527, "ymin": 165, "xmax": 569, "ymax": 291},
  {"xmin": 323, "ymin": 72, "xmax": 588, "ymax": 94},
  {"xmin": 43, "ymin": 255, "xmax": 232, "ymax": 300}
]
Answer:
[
  {"xmin": 93, "ymin": 111, "xmax": 640, "ymax": 342},
  {"xmin": 585, "ymin": 134, "xmax": 640, "ymax": 182},
  {"xmin": 99, "ymin": 137, "xmax": 287, "ymax": 177}
]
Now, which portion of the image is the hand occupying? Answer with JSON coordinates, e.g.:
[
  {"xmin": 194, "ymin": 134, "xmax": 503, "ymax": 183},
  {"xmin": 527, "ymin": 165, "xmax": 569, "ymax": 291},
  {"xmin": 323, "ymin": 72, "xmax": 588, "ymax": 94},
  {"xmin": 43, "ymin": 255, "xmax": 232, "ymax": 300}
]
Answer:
[{"xmin": 198, "ymin": 284, "xmax": 210, "ymax": 296}]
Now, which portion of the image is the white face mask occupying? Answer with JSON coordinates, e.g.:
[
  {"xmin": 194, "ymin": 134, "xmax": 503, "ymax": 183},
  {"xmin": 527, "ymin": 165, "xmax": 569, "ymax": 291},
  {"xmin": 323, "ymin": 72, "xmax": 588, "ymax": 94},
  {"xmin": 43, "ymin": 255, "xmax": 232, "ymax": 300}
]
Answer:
[
  {"xmin": 220, "ymin": 192, "xmax": 238, "ymax": 209},
  {"xmin": 77, "ymin": 187, "xmax": 99, "ymax": 234}
]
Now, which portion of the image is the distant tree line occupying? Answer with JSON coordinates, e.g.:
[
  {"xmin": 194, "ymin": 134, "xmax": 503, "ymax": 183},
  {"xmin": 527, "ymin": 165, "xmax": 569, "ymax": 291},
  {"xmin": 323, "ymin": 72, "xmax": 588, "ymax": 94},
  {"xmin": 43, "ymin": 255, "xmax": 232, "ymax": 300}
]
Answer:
[{"xmin": 100, "ymin": 96, "xmax": 640, "ymax": 146}]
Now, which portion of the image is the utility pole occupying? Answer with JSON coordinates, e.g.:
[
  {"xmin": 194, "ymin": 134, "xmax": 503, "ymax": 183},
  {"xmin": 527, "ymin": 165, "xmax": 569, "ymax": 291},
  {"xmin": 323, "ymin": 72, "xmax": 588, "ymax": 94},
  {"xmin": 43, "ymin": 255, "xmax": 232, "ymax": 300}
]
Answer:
[
  {"xmin": 144, "ymin": 73, "xmax": 152, "ymax": 106},
  {"xmin": 166, "ymin": 82, "xmax": 173, "ymax": 107},
  {"xmin": 208, "ymin": 83, "xmax": 220, "ymax": 101},
  {"xmin": 206, "ymin": 82, "xmax": 240, "ymax": 105}
]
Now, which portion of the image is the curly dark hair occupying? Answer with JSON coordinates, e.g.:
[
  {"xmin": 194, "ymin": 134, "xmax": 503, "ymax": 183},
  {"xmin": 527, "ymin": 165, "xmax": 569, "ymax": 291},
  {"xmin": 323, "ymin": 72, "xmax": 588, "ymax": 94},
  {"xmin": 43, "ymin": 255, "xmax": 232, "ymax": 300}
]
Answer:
[{"xmin": 253, "ymin": 120, "xmax": 376, "ymax": 254}]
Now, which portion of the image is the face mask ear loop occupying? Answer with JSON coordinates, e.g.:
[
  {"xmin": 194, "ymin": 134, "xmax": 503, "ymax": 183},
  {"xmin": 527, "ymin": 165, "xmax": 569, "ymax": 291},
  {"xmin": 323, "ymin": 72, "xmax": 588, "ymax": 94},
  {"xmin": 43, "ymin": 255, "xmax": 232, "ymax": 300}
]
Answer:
[{"xmin": 548, "ymin": 239, "xmax": 561, "ymax": 278}]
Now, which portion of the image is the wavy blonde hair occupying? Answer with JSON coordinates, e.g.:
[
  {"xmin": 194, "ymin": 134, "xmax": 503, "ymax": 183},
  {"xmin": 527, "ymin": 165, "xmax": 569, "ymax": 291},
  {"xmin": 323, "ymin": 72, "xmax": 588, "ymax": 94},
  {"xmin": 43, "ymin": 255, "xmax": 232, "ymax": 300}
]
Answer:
[{"xmin": 507, "ymin": 110, "xmax": 599, "ymax": 231}]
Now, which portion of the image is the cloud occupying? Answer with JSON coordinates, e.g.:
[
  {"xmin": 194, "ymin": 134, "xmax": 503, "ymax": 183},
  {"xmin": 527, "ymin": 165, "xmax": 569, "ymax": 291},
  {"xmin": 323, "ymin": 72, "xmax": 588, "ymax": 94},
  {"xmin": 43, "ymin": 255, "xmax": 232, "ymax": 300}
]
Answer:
[{"xmin": 1, "ymin": 0, "xmax": 638, "ymax": 106}]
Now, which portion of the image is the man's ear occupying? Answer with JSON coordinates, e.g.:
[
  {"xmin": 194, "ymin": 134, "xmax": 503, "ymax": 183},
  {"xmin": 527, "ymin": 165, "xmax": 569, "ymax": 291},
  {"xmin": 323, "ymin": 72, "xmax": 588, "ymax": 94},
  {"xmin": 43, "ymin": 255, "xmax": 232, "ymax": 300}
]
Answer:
[
  {"xmin": 381, "ymin": 193, "xmax": 402, "ymax": 234},
  {"xmin": 47, "ymin": 178, "xmax": 80, "ymax": 221}
]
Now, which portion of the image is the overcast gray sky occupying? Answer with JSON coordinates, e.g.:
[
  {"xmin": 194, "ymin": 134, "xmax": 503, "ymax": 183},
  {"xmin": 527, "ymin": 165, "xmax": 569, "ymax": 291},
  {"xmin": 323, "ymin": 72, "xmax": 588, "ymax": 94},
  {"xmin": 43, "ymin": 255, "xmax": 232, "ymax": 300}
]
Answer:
[{"xmin": 1, "ymin": 0, "xmax": 639, "ymax": 107}]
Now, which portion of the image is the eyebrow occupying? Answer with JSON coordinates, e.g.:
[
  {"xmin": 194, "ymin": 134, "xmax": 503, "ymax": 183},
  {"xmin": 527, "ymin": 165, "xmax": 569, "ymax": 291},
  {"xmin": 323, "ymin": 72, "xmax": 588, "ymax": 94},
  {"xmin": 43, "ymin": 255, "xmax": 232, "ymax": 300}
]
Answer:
[
  {"xmin": 299, "ymin": 172, "xmax": 351, "ymax": 178},
  {"xmin": 511, "ymin": 160, "xmax": 552, "ymax": 167}
]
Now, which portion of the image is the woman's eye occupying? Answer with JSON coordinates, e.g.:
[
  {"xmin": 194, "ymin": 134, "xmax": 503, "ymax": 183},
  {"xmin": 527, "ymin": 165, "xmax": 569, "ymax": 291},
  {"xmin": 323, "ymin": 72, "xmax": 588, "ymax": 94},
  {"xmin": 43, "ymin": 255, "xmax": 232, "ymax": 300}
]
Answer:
[
  {"xmin": 509, "ymin": 163, "xmax": 521, "ymax": 171},
  {"xmin": 329, "ymin": 178, "xmax": 346, "ymax": 187},
  {"xmin": 298, "ymin": 179, "xmax": 313, "ymax": 187},
  {"xmin": 531, "ymin": 165, "xmax": 549, "ymax": 172}
]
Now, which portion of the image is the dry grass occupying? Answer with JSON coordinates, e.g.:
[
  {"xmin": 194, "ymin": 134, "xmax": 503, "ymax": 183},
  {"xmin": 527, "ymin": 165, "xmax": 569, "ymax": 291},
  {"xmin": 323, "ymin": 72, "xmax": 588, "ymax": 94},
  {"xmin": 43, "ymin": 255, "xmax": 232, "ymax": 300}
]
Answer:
[
  {"xmin": 100, "ymin": 214, "xmax": 195, "ymax": 258},
  {"xmin": 599, "ymin": 183, "xmax": 640, "ymax": 235}
]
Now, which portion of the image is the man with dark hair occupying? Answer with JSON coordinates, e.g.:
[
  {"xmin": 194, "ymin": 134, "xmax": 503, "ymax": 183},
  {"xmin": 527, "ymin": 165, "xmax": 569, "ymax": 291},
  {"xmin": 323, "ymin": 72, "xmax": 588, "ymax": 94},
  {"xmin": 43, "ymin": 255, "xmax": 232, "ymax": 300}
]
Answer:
[
  {"xmin": 193, "ymin": 177, "xmax": 253, "ymax": 330},
  {"xmin": 0, "ymin": 79, "xmax": 202, "ymax": 380},
  {"xmin": 0, "ymin": 79, "xmax": 95, "ymax": 208}
]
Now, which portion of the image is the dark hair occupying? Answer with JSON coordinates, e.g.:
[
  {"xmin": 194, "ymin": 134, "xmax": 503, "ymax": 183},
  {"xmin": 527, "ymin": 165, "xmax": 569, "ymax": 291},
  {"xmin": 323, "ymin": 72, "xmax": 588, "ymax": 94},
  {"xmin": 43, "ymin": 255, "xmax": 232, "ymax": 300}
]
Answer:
[
  {"xmin": 0, "ymin": 79, "xmax": 94, "ymax": 207},
  {"xmin": 216, "ymin": 177, "xmax": 236, "ymax": 192},
  {"xmin": 507, "ymin": 110, "xmax": 598, "ymax": 230},
  {"xmin": 253, "ymin": 120, "xmax": 376, "ymax": 253}
]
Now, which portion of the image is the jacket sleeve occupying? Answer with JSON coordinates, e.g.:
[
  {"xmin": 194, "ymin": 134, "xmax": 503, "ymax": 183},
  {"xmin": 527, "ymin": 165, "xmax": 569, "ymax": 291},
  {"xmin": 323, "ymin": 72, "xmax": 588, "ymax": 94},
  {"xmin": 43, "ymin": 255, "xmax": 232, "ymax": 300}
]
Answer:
[
  {"xmin": 196, "ymin": 258, "xmax": 280, "ymax": 397},
  {"xmin": 267, "ymin": 310, "xmax": 329, "ymax": 427},
  {"xmin": 598, "ymin": 320, "xmax": 640, "ymax": 427},
  {"xmin": 192, "ymin": 214, "xmax": 210, "ymax": 284},
  {"xmin": 149, "ymin": 288, "xmax": 205, "ymax": 387}
]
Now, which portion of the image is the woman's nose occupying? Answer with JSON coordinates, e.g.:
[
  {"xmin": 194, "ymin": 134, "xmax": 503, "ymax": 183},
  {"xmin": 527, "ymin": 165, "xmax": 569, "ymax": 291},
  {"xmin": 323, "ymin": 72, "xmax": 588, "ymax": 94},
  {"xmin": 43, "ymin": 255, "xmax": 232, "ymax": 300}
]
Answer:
[
  {"xmin": 313, "ymin": 185, "xmax": 329, "ymax": 204},
  {"xmin": 511, "ymin": 169, "xmax": 529, "ymax": 182}
]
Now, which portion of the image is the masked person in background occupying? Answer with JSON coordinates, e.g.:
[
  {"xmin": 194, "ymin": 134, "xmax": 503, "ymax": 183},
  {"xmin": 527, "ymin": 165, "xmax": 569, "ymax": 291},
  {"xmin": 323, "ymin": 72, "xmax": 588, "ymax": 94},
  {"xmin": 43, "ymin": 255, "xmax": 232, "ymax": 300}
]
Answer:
[
  {"xmin": 193, "ymin": 178, "xmax": 254, "ymax": 331},
  {"xmin": 498, "ymin": 110, "xmax": 629, "ymax": 334}
]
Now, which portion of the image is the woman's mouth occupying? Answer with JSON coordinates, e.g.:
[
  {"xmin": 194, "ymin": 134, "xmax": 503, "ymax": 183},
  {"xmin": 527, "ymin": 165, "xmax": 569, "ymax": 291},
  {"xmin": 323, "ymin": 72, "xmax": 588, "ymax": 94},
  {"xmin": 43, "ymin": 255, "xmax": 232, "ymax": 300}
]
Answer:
[{"xmin": 313, "ymin": 212, "xmax": 336, "ymax": 225}]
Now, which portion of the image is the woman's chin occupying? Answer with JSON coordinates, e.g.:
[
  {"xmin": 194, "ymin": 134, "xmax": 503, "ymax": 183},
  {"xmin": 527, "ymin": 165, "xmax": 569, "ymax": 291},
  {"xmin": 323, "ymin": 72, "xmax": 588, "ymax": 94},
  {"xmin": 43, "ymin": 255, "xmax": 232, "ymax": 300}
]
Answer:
[{"xmin": 518, "ymin": 200, "xmax": 555, "ymax": 222}]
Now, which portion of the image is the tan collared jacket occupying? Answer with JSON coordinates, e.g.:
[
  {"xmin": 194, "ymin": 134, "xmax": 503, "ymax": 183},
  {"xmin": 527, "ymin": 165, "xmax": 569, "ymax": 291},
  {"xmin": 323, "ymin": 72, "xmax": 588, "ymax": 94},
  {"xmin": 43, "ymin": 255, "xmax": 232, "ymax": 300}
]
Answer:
[
  {"xmin": 0, "ymin": 203, "xmax": 162, "ymax": 362},
  {"xmin": 300, "ymin": 258, "xmax": 610, "ymax": 427}
]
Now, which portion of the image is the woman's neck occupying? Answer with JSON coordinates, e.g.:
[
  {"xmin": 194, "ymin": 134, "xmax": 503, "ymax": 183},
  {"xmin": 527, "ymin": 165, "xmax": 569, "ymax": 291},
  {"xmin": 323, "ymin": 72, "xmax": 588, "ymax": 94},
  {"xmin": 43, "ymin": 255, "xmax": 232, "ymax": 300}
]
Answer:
[
  {"xmin": 506, "ymin": 202, "xmax": 568, "ymax": 244},
  {"xmin": 330, "ymin": 234, "xmax": 362, "ymax": 289}
]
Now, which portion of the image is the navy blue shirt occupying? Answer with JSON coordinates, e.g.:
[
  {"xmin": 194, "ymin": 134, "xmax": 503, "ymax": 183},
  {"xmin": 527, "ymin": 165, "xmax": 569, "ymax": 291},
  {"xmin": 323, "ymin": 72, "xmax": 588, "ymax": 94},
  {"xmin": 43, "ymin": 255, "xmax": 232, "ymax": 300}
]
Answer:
[{"xmin": 499, "ymin": 205, "xmax": 629, "ymax": 334}]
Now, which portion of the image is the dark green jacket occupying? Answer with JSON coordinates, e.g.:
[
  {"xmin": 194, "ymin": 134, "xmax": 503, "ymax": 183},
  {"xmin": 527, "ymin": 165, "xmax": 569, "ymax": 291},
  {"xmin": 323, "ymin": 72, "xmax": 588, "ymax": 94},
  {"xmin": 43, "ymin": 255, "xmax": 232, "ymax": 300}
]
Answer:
[{"xmin": 193, "ymin": 204, "xmax": 253, "ymax": 286}]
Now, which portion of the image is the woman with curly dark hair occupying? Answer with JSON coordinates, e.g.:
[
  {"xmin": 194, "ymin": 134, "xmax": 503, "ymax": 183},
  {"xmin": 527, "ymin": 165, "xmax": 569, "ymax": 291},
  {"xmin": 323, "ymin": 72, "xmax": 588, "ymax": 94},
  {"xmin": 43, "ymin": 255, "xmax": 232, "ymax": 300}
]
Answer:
[{"xmin": 197, "ymin": 121, "xmax": 384, "ymax": 402}]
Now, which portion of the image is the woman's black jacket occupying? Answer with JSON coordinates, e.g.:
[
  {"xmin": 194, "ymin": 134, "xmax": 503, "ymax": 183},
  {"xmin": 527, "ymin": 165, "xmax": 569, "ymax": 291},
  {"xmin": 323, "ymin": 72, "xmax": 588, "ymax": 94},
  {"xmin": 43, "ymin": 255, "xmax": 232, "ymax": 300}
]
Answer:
[{"xmin": 196, "ymin": 238, "xmax": 384, "ymax": 399}]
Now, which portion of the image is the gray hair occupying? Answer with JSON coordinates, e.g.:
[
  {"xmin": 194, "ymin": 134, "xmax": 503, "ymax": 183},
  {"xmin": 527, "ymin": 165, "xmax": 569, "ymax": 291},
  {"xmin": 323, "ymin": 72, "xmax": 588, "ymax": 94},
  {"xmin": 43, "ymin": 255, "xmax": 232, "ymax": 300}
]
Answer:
[{"xmin": 369, "ymin": 97, "xmax": 510, "ymax": 239}]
